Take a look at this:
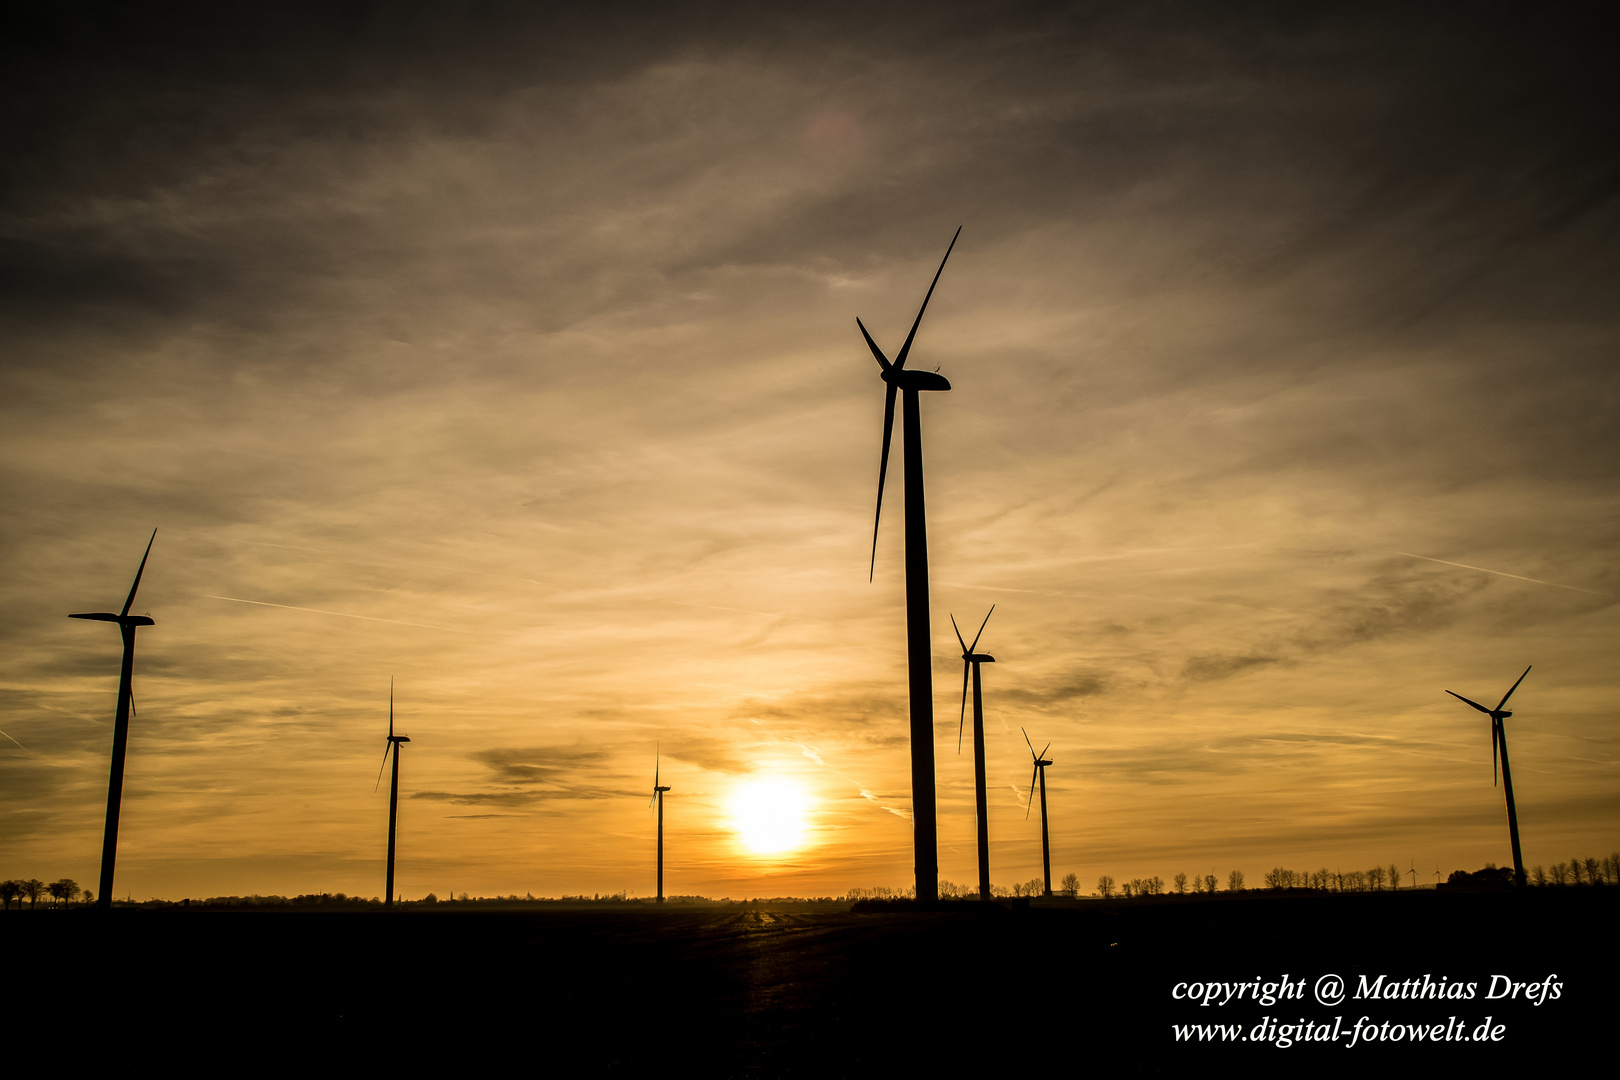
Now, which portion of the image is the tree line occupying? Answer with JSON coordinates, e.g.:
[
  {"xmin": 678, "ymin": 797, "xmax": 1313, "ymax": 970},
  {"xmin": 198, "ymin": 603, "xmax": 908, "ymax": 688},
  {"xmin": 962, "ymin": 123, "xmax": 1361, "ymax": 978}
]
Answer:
[{"xmin": 1, "ymin": 879, "xmax": 89, "ymax": 909}]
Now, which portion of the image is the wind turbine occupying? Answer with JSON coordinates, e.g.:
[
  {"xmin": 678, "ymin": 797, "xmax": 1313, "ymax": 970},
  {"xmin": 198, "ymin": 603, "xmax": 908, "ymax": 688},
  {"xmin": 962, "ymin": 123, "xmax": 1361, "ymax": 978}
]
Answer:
[
  {"xmin": 375, "ymin": 679, "xmax": 410, "ymax": 906},
  {"xmin": 70, "ymin": 529, "xmax": 156, "ymax": 911},
  {"xmin": 860, "ymin": 227, "xmax": 961, "ymax": 903},
  {"xmin": 952, "ymin": 606, "xmax": 996, "ymax": 901},
  {"xmin": 650, "ymin": 745, "xmax": 671, "ymax": 903},
  {"xmin": 1446, "ymin": 665, "xmax": 1531, "ymax": 888},
  {"xmin": 1022, "ymin": 728, "xmax": 1054, "ymax": 898}
]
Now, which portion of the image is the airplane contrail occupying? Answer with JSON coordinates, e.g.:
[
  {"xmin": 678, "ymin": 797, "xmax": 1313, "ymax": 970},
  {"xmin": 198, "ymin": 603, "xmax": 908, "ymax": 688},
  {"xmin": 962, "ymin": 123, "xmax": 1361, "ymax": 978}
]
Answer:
[
  {"xmin": 0, "ymin": 730, "xmax": 27, "ymax": 751},
  {"xmin": 204, "ymin": 595, "xmax": 461, "ymax": 632},
  {"xmin": 1393, "ymin": 552, "xmax": 1603, "ymax": 595}
]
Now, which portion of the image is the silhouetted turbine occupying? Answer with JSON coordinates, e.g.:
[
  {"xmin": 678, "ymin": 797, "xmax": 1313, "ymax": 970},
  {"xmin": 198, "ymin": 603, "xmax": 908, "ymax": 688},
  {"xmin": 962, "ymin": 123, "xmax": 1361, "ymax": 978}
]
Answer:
[
  {"xmin": 375, "ymin": 679, "xmax": 410, "ymax": 906},
  {"xmin": 70, "ymin": 529, "xmax": 156, "ymax": 911},
  {"xmin": 650, "ymin": 745, "xmax": 671, "ymax": 903},
  {"xmin": 1022, "ymin": 728, "xmax": 1054, "ymax": 898},
  {"xmin": 860, "ymin": 227, "xmax": 961, "ymax": 903},
  {"xmin": 952, "ymin": 606, "xmax": 996, "ymax": 901},
  {"xmin": 1446, "ymin": 665, "xmax": 1531, "ymax": 888}
]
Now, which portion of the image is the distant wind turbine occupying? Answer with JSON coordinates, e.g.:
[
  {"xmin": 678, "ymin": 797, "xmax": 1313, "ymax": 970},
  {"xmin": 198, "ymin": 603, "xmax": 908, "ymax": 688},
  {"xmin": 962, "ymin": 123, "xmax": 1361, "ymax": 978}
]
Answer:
[
  {"xmin": 650, "ymin": 745, "xmax": 671, "ymax": 903},
  {"xmin": 1446, "ymin": 665, "xmax": 1531, "ymax": 888},
  {"xmin": 70, "ymin": 529, "xmax": 157, "ymax": 911},
  {"xmin": 1022, "ymin": 728, "xmax": 1054, "ymax": 898},
  {"xmin": 375, "ymin": 679, "xmax": 410, "ymax": 906},
  {"xmin": 952, "ymin": 606, "xmax": 996, "ymax": 901},
  {"xmin": 860, "ymin": 227, "xmax": 961, "ymax": 903}
]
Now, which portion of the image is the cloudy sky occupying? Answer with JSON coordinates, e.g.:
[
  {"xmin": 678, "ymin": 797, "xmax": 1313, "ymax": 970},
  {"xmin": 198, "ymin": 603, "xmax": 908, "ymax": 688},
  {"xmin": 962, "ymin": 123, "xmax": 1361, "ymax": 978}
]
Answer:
[{"xmin": 3, "ymin": 2, "xmax": 1616, "ymax": 900}]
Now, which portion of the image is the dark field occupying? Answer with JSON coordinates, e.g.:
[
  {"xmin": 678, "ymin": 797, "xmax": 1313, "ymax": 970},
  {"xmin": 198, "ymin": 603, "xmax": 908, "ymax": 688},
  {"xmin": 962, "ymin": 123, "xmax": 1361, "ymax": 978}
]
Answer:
[{"xmin": 9, "ymin": 890, "xmax": 1615, "ymax": 1071}]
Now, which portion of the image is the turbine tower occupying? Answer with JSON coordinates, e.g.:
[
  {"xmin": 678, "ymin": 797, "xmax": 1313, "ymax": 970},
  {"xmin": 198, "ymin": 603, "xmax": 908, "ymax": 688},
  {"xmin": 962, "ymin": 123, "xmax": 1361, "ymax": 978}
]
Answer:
[
  {"xmin": 650, "ymin": 746, "xmax": 671, "ymax": 903},
  {"xmin": 1023, "ymin": 728, "xmax": 1054, "ymax": 898},
  {"xmin": 375, "ymin": 679, "xmax": 410, "ymax": 905},
  {"xmin": 860, "ymin": 227, "xmax": 961, "ymax": 903},
  {"xmin": 1446, "ymin": 665, "xmax": 1532, "ymax": 888},
  {"xmin": 952, "ymin": 606, "xmax": 996, "ymax": 901},
  {"xmin": 70, "ymin": 529, "xmax": 157, "ymax": 911}
]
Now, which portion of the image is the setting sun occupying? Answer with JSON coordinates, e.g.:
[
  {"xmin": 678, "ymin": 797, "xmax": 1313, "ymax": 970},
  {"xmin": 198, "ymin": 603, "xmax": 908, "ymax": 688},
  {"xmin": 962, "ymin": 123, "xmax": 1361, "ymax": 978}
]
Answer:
[{"xmin": 729, "ymin": 778, "xmax": 814, "ymax": 855}]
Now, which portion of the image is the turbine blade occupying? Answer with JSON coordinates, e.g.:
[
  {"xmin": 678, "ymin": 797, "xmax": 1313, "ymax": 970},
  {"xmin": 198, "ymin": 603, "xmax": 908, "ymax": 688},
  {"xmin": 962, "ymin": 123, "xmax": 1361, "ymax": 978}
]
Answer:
[
  {"xmin": 950, "ymin": 613, "xmax": 968, "ymax": 654},
  {"xmin": 389, "ymin": 677, "xmax": 394, "ymax": 740},
  {"xmin": 855, "ymin": 317, "xmax": 892, "ymax": 372},
  {"xmin": 120, "ymin": 529, "xmax": 157, "ymax": 618},
  {"xmin": 958, "ymin": 659, "xmax": 970, "ymax": 754},
  {"xmin": 1026, "ymin": 766, "xmax": 1037, "ymax": 818},
  {"xmin": 1040, "ymin": 743, "xmax": 1051, "ymax": 762},
  {"xmin": 1492, "ymin": 719, "xmax": 1500, "ymax": 788},
  {"xmin": 374, "ymin": 741, "xmax": 392, "ymax": 792},
  {"xmin": 869, "ymin": 383, "xmax": 897, "ymax": 582},
  {"xmin": 1495, "ymin": 665, "xmax": 1531, "ymax": 712},
  {"xmin": 1445, "ymin": 690, "xmax": 1492, "ymax": 715},
  {"xmin": 892, "ymin": 226, "xmax": 961, "ymax": 371},
  {"xmin": 1023, "ymin": 727, "xmax": 1037, "ymax": 760},
  {"xmin": 969, "ymin": 604, "xmax": 994, "ymax": 653},
  {"xmin": 655, "ymin": 741, "xmax": 661, "ymax": 789}
]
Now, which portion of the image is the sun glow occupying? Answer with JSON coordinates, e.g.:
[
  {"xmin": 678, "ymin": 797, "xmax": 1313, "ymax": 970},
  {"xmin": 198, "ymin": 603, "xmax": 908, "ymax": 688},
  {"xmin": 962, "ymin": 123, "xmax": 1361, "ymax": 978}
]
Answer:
[{"xmin": 729, "ymin": 778, "xmax": 814, "ymax": 855}]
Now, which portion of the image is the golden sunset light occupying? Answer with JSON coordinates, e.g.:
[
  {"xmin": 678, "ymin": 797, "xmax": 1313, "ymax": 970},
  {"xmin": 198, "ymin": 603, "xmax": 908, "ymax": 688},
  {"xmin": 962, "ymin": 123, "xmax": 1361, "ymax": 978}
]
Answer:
[
  {"xmin": 729, "ymin": 776, "xmax": 815, "ymax": 856},
  {"xmin": 1, "ymin": 2, "xmax": 1614, "ymax": 915}
]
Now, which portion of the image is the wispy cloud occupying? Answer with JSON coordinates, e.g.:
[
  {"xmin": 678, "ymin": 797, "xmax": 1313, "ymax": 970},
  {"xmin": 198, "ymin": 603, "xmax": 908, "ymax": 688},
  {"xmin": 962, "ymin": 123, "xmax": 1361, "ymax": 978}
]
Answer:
[{"xmin": 1393, "ymin": 552, "xmax": 1605, "ymax": 596}]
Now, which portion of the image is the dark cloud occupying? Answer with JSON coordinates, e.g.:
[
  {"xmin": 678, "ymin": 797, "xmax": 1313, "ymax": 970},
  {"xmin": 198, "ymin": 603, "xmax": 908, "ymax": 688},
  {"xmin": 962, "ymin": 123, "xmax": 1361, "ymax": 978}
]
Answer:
[
  {"xmin": 1181, "ymin": 652, "xmax": 1281, "ymax": 683},
  {"xmin": 997, "ymin": 670, "xmax": 1110, "ymax": 707},
  {"xmin": 470, "ymin": 745, "xmax": 610, "ymax": 786}
]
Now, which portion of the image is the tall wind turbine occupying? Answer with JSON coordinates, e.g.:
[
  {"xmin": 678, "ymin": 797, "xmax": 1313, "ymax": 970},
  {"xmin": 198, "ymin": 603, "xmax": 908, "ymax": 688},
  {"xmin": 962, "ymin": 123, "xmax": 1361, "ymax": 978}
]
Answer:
[
  {"xmin": 952, "ymin": 606, "xmax": 996, "ymax": 901},
  {"xmin": 1022, "ymin": 729, "xmax": 1054, "ymax": 898},
  {"xmin": 70, "ymin": 529, "xmax": 157, "ymax": 911},
  {"xmin": 860, "ymin": 227, "xmax": 961, "ymax": 903},
  {"xmin": 375, "ymin": 679, "xmax": 410, "ymax": 906},
  {"xmin": 1446, "ymin": 665, "xmax": 1532, "ymax": 888},
  {"xmin": 650, "ymin": 746, "xmax": 671, "ymax": 903}
]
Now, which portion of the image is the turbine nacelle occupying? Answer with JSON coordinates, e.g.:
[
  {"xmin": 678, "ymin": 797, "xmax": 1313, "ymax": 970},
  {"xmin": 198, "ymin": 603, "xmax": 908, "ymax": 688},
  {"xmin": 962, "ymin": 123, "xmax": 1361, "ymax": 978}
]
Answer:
[
  {"xmin": 880, "ymin": 368, "xmax": 953, "ymax": 392},
  {"xmin": 1446, "ymin": 665, "xmax": 1530, "ymax": 788},
  {"xmin": 962, "ymin": 652, "xmax": 994, "ymax": 664}
]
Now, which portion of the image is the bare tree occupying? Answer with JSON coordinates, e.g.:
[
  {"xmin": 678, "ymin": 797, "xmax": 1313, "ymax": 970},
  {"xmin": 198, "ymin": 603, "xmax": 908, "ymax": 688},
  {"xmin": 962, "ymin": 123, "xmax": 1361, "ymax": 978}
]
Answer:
[
  {"xmin": 0, "ymin": 881, "xmax": 20, "ymax": 911},
  {"xmin": 1532, "ymin": 865, "xmax": 1547, "ymax": 887},
  {"xmin": 1202, "ymin": 874, "xmax": 1217, "ymax": 894},
  {"xmin": 81, "ymin": 888, "xmax": 94, "ymax": 906},
  {"xmin": 20, "ymin": 879, "xmax": 45, "ymax": 910},
  {"xmin": 1388, "ymin": 864, "xmax": 1400, "ymax": 891},
  {"xmin": 1227, "ymin": 869, "xmax": 1244, "ymax": 891},
  {"xmin": 1584, "ymin": 858, "xmax": 1602, "ymax": 886},
  {"xmin": 1550, "ymin": 862, "xmax": 1568, "ymax": 886},
  {"xmin": 1173, "ymin": 872, "xmax": 1188, "ymax": 894},
  {"xmin": 1060, "ymin": 872, "xmax": 1080, "ymax": 898},
  {"xmin": 1096, "ymin": 875, "xmax": 1116, "ymax": 898},
  {"xmin": 1367, "ymin": 866, "xmax": 1385, "ymax": 891}
]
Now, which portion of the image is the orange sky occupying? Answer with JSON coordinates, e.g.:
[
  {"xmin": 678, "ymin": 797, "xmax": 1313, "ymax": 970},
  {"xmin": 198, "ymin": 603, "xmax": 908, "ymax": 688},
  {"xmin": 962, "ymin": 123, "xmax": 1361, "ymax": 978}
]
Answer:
[{"xmin": 2, "ymin": 3, "xmax": 1617, "ymax": 900}]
